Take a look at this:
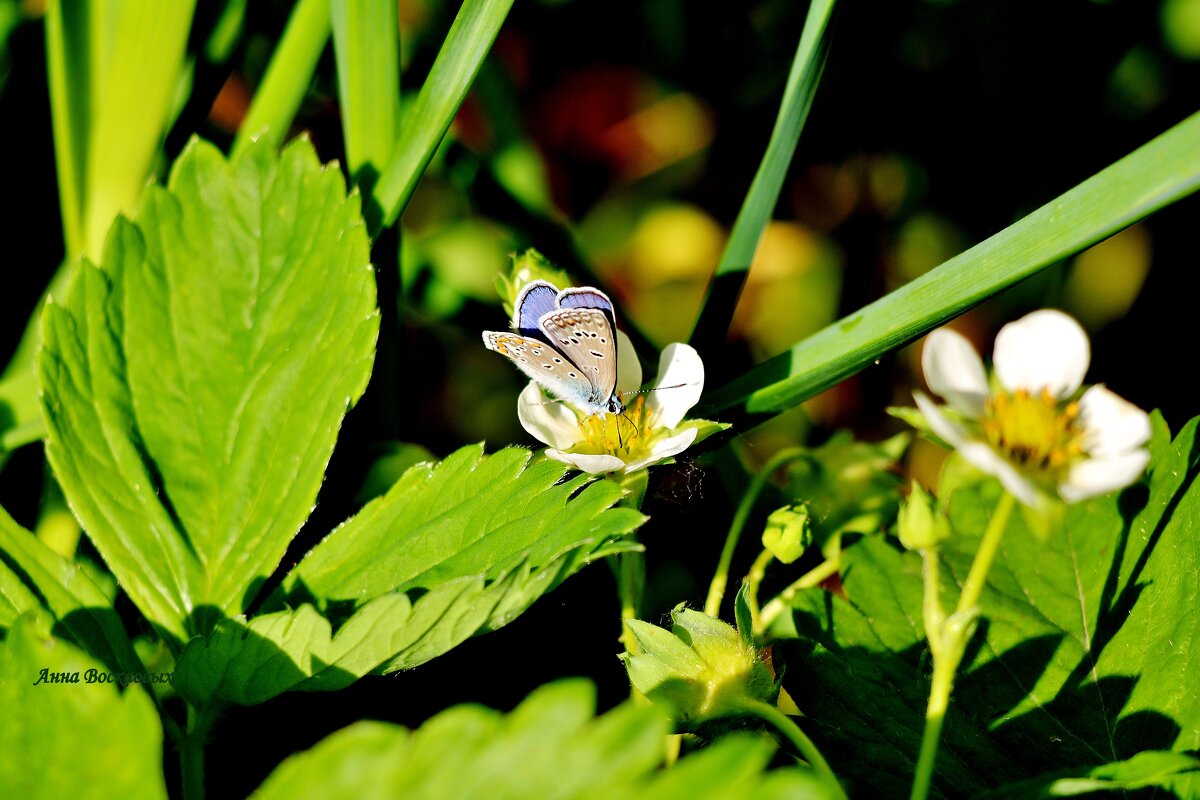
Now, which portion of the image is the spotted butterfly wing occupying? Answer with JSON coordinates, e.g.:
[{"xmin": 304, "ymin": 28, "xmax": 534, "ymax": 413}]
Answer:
[{"xmin": 537, "ymin": 306, "xmax": 622, "ymax": 414}]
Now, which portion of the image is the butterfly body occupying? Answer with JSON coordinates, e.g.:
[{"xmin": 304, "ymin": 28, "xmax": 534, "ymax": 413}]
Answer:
[{"xmin": 483, "ymin": 281, "xmax": 624, "ymax": 417}]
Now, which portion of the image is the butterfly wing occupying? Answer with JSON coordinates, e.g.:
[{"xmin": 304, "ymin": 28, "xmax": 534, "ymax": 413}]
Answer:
[
  {"xmin": 557, "ymin": 286, "xmax": 616, "ymax": 328},
  {"xmin": 537, "ymin": 307, "xmax": 620, "ymax": 413},
  {"xmin": 482, "ymin": 330, "xmax": 597, "ymax": 412},
  {"xmin": 513, "ymin": 281, "xmax": 560, "ymax": 339}
]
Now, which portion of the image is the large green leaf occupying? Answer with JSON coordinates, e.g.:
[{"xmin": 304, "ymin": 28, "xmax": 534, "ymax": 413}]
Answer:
[
  {"xmin": 174, "ymin": 446, "xmax": 644, "ymax": 706},
  {"xmin": 250, "ymin": 679, "xmax": 831, "ymax": 800},
  {"xmin": 0, "ymin": 613, "xmax": 167, "ymax": 800},
  {"xmin": 705, "ymin": 111, "xmax": 1200, "ymax": 418},
  {"xmin": 767, "ymin": 413, "xmax": 1200, "ymax": 796},
  {"xmin": 38, "ymin": 136, "xmax": 378, "ymax": 641}
]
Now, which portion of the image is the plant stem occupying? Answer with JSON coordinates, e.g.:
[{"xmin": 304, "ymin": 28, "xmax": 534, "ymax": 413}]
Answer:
[
  {"xmin": 617, "ymin": 550, "xmax": 644, "ymax": 655},
  {"xmin": 956, "ymin": 492, "xmax": 1014, "ymax": 614},
  {"xmin": 705, "ymin": 448, "xmax": 806, "ymax": 616},
  {"xmin": 736, "ymin": 698, "xmax": 847, "ymax": 800},
  {"xmin": 909, "ymin": 491, "xmax": 1015, "ymax": 800},
  {"xmin": 757, "ymin": 558, "xmax": 840, "ymax": 633},
  {"xmin": 744, "ymin": 548, "xmax": 774, "ymax": 633},
  {"xmin": 921, "ymin": 547, "xmax": 944, "ymax": 660},
  {"xmin": 180, "ymin": 704, "xmax": 214, "ymax": 800}
]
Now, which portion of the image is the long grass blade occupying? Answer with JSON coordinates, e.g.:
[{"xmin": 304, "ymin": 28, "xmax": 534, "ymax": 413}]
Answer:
[
  {"xmin": 371, "ymin": 0, "xmax": 515, "ymax": 232},
  {"xmin": 233, "ymin": 0, "xmax": 332, "ymax": 157},
  {"xmin": 331, "ymin": 0, "xmax": 400, "ymax": 200},
  {"xmin": 705, "ymin": 110, "xmax": 1200, "ymax": 418},
  {"xmin": 688, "ymin": 0, "xmax": 836, "ymax": 355}
]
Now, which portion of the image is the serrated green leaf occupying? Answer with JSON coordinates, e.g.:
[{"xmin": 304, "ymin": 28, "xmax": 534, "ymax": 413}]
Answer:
[
  {"xmin": 249, "ymin": 679, "xmax": 664, "ymax": 800},
  {"xmin": 283, "ymin": 445, "xmax": 644, "ymax": 604},
  {"xmin": 39, "ymin": 136, "xmax": 378, "ymax": 641},
  {"xmin": 250, "ymin": 678, "xmax": 816, "ymax": 800},
  {"xmin": 0, "ymin": 505, "xmax": 141, "ymax": 675},
  {"xmin": 0, "ymin": 613, "xmax": 167, "ymax": 800},
  {"xmin": 975, "ymin": 750, "xmax": 1200, "ymax": 799},
  {"xmin": 768, "ymin": 414, "xmax": 1200, "ymax": 796},
  {"xmin": 175, "ymin": 513, "xmax": 638, "ymax": 705}
]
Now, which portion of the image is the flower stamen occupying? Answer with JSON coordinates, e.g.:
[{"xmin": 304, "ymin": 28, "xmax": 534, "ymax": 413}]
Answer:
[
  {"xmin": 981, "ymin": 388, "xmax": 1083, "ymax": 473},
  {"xmin": 580, "ymin": 394, "xmax": 648, "ymax": 455}
]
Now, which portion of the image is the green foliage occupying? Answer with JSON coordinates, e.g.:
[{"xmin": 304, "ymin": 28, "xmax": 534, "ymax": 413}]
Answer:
[
  {"xmin": 282, "ymin": 445, "xmax": 644, "ymax": 604},
  {"xmin": 623, "ymin": 607, "xmax": 777, "ymax": 729},
  {"xmin": 0, "ymin": 614, "xmax": 167, "ymax": 800},
  {"xmin": 250, "ymin": 679, "xmax": 828, "ymax": 800},
  {"xmin": 173, "ymin": 445, "xmax": 644, "ymax": 706},
  {"xmin": 38, "ymin": 136, "xmax": 378, "ymax": 641},
  {"xmin": 786, "ymin": 431, "xmax": 909, "ymax": 552},
  {"xmin": 0, "ymin": 506, "xmax": 140, "ymax": 675},
  {"xmin": 767, "ymin": 412, "xmax": 1200, "ymax": 797}
]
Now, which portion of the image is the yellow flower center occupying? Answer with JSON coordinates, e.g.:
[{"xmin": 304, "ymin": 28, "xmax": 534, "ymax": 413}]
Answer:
[
  {"xmin": 578, "ymin": 394, "xmax": 649, "ymax": 457},
  {"xmin": 981, "ymin": 388, "xmax": 1083, "ymax": 473}
]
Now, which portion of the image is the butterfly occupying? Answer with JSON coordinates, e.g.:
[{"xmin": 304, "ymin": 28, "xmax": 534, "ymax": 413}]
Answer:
[{"xmin": 483, "ymin": 280, "xmax": 625, "ymax": 417}]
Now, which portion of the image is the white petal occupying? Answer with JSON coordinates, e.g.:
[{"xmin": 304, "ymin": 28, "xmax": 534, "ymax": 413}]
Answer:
[
  {"xmin": 922, "ymin": 328, "xmax": 989, "ymax": 417},
  {"xmin": 621, "ymin": 428, "xmax": 699, "ymax": 474},
  {"xmin": 518, "ymin": 382, "xmax": 582, "ymax": 450},
  {"xmin": 914, "ymin": 391, "xmax": 972, "ymax": 449},
  {"xmin": 1077, "ymin": 385, "xmax": 1151, "ymax": 459},
  {"xmin": 647, "ymin": 343, "xmax": 704, "ymax": 429},
  {"xmin": 545, "ymin": 449, "xmax": 626, "ymax": 474},
  {"xmin": 993, "ymin": 309, "xmax": 1090, "ymax": 398},
  {"xmin": 1060, "ymin": 450, "xmax": 1149, "ymax": 502},
  {"xmin": 957, "ymin": 441, "xmax": 1040, "ymax": 507},
  {"xmin": 914, "ymin": 392, "xmax": 1039, "ymax": 506},
  {"xmin": 616, "ymin": 331, "xmax": 642, "ymax": 393}
]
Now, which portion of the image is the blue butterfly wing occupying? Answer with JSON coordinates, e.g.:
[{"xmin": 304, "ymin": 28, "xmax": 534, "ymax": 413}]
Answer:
[
  {"xmin": 513, "ymin": 281, "xmax": 560, "ymax": 339},
  {"xmin": 557, "ymin": 286, "xmax": 616, "ymax": 329}
]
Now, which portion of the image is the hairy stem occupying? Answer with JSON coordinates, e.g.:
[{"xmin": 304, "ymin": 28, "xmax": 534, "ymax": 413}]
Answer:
[{"xmin": 705, "ymin": 448, "xmax": 806, "ymax": 616}]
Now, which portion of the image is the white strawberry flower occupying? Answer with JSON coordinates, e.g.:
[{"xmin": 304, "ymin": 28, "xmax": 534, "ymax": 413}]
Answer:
[
  {"xmin": 518, "ymin": 333, "xmax": 719, "ymax": 474},
  {"xmin": 915, "ymin": 309, "xmax": 1150, "ymax": 506}
]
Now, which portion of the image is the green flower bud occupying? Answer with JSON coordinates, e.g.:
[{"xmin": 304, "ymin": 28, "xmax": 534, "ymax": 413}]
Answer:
[
  {"xmin": 494, "ymin": 249, "xmax": 574, "ymax": 317},
  {"xmin": 762, "ymin": 503, "xmax": 813, "ymax": 564},
  {"xmin": 621, "ymin": 606, "xmax": 777, "ymax": 730},
  {"xmin": 897, "ymin": 481, "xmax": 950, "ymax": 550}
]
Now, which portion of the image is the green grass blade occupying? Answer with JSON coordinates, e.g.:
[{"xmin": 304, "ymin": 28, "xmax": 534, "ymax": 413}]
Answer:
[
  {"xmin": 233, "ymin": 0, "xmax": 331, "ymax": 157},
  {"xmin": 44, "ymin": 0, "xmax": 92, "ymax": 257},
  {"xmin": 372, "ymin": 0, "xmax": 515, "ymax": 232},
  {"xmin": 332, "ymin": 0, "xmax": 400, "ymax": 199},
  {"xmin": 688, "ymin": 0, "xmax": 836, "ymax": 353},
  {"xmin": 83, "ymin": 0, "xmax": 196, "ymax": 259},
  {"xmin": 705, "ymin": 110, "xmax": 1200, "ymax": 417}
]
